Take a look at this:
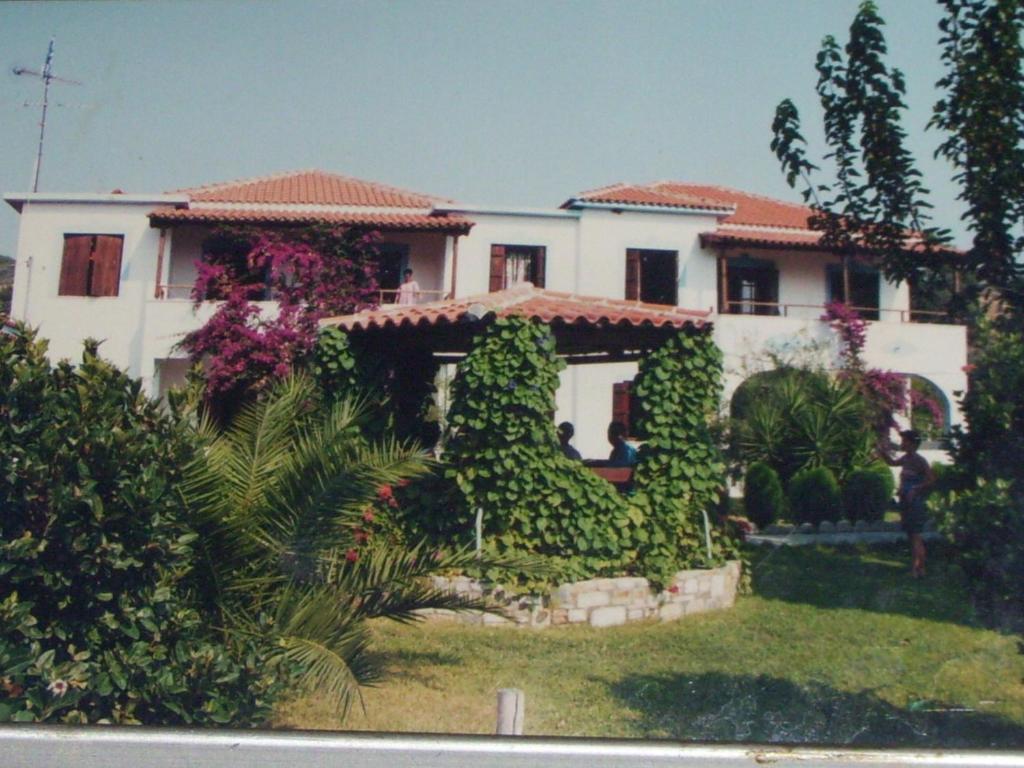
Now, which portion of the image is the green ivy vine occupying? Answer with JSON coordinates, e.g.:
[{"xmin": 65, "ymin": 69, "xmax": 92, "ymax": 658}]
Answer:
[{"xmin": 440, "ymin": 317, "xmax": 741, "ymax": 587}]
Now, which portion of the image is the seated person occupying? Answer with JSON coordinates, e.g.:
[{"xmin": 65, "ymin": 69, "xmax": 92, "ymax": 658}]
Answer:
[
  {"xmin": 607, "ymin": 421, "xmax": 638, "ymax": 467},
  {"xmin": 557, "ymin": 421, "xmax": 582, "ymax": 461}
]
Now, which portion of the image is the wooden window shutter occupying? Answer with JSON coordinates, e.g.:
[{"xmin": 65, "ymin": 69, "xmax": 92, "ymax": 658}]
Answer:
[
  {"xmin": 533, "ymin": 246, "xmax": 546, "ymax": 288},
  {"xmin": 612, "ymin": 382, "xmax": 631, "ymax": 434},
  {"xmin": 58, "ymin": 235, "xmax": 93, "ymax": 296},
  {"xmin": 625, "ymin": 249, "xmax": 640, "ymax": 300},
  {"xmin": 489, "ymin": 245, "xmax": 506, "ymax": 292},
  {"xmin": 90, "ymin": 235, "xmax": 124, "ymax": 297}
]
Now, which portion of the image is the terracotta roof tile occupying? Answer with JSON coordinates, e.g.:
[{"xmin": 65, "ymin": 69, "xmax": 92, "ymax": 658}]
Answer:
[
  {"xmin": 322, "ymin": 283, "xmax": 709, "ymax": 333},
  {"xmin": 148, "ymin": 206, "xmax": 473, "ymax": 233},
  {"xmin": 653, "ymin": 183, "xmax": 813, "ymax": 228},
  {"xmin": 700, "ymin": 228, "xmax": 824, "ymax": 250},
  {"xmin": 177, "ymin": 169, "xmax": 449, "ymax": 208},
  {"xmin": 565, "ymin": 183, "xmax": 734, "ymax": 212}
]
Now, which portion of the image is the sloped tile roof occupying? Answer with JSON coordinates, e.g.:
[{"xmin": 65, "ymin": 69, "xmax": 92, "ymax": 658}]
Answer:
[
  {"xmin": 322, "ymin": 283, "xmax": 709, "ymax": 332},
  {"xmin": 148, "ymin": 206, "xmax": 473, "ymax": 233},
  {"xmin": 178, "ymin": 169, "xmax": 448, "ymax": 208},
  {"xmin": 564, "ymin": 183, "xmax": 734, "ymax": 212},
  {"xmin": 700, "ymin": 227, "xmax": 824, "ymax": 250},
  {"xmin": 652, "ymin": 182, "xmax": 813, "ymax": 229}
]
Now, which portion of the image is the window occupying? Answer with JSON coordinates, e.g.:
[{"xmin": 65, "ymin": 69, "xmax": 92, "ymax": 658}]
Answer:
[
  {"xmin": 625, "ymin": 249, "xmax": 678, "ymax": 305},
  {"xmin": 376, "ymin": 243, "xmax": 410, "ymax": 303},
  {"xmin": 612, "ymin": 381, "xmax": 640, "ymax": 438},
  {"xmin": 827, "ymin": 263, "xmax": 880, "ymax": 320},
  {"xmin": 58, "ymin": 234, "xmax": 124, "ymax": 297},
  {"xmin": 721, "ymin": 255, "xmax": 778, "ymax": 315},
  {"xmin": 489, "ymin": 245, "xmax": 546, "ymax": 291}
]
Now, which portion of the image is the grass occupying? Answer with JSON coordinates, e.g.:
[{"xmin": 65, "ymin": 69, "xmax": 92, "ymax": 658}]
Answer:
[{"xmin": 274, "ymin": 543, "xmax": 1024, "ymax": 747}]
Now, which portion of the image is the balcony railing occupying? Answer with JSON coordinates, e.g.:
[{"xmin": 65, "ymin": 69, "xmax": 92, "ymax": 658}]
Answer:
[
  {"xmin": 155, "ymin": 285, "xmax": 450, "ymax": 306},
  {"xmin": 377, "ymin": 288, "xmax": 449, "ymax": 305},
  {"xmin": 720, "ymin": 300, "xmax": 952, "ymax": 323}
]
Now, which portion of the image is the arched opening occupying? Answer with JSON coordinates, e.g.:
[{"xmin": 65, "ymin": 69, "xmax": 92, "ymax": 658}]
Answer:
[{"xmin": 905, "ymin": 374, "xmax": 951, "ymax": 447}]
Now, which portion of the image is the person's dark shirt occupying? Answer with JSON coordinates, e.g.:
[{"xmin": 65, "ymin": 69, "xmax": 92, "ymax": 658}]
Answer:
[
  {"xmin": 608, "ymin": 441, "xmax": 638, "ymax": 467},
  {"xmin": 561, "ymin": 443, "xmax": 582, "ymax": 461}
]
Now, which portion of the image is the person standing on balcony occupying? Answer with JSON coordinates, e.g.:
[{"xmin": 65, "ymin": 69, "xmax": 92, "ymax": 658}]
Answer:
[
  {"xmin": 878, "ymin": 429, "xmax": 935, "ymax": 578},
  {"xmin": 396, "ymin": 268, "xmax": 420, "ymax": 305}
]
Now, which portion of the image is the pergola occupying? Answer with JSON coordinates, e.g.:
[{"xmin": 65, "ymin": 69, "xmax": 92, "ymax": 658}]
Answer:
[{"xmin": 320, "ymin": 283, "xmax": 710, "ymax": 366}]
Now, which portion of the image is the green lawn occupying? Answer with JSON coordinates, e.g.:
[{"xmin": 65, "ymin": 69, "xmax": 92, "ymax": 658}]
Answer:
[{"xmin": 275, "ymin": 544, "xmax": 1024, "ymax": 748}]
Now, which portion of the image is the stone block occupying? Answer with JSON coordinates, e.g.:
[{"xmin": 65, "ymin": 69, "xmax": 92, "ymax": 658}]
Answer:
[
  {"xmin": 627, "ymin": 608, "xmax": 646, "ymax": 621},
  {"xmin": 686, "ymin": 597, "xmax": 707, "ymax": 615},
  {"xmin": 611, "ymin": 589, "xmax": 633, "ymax": 605},
  {"xmin": 868, "ymin": 520, "xmax": 887, "ymax": 532},
  {"xmin": 482, "ymin": 612, "xmax": 512, "ymax": 626},
  {"xmin": 798, "ymin": 522, "xmax": 814, "ymax": 534},
  {"xmin": 554, "ymin": 584, "xmax": 577, "ymax": 608},
  {"xmin": 684, "ymin": 578, "xmax": 699, "ymax": 594},
  {"xmin": 577, "ymin": 590, "xmax": 611, "ymax": 609},
  {"xmin": 551, "ymin": 609, "xmax": 568, "ymax": 626},
  {"xmin": 589, "ymin": 606, "xmax": 627, "ymax": 628},
  {"xmin": 659, "ymin": 602, "xmax": 684, "ymax": 622},
  {"xmin": 836, "ymin": 520, "xmax": 853, "ymax": 532},
  {"xmin": 854, "ymin": 520, "xmax": 869, "ymax": 532},
  {"xmin": 567, "ymin": 608, "xmax": 588, "ymax": 623},
  {"xmin": 710, "ymin": 573, "xmax": 725, "ymax": 598},
  {"xmin": 819, "ymin": 521, "xmax": 835, "ymax": 533}
]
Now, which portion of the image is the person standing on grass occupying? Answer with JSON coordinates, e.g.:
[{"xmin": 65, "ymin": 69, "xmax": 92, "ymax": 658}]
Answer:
[
  {"xmin": 878, "ymin": 429, "xmax": 935, "ymax": 578},
  {"xmin": 396, "ymin": 268, "xmax": 420, "ymax": 305}
]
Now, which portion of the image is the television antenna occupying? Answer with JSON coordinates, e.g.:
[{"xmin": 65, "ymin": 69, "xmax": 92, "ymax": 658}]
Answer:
[{"xmin": 12, "ymin": 38, "xmax": 83, "ymax": 192}]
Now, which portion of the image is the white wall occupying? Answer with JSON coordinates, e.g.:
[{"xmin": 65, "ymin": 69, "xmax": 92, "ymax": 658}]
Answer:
[{"xmin": 10, "ymin": 201, "xmax": 166, "ymax": 388}]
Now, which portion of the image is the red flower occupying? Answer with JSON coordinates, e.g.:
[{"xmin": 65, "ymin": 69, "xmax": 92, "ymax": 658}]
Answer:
[
  {"xmin": 668, "ymin": 585, "xmax": 680, "ymax": 594},
  {"xmin": 362, "ymin": 509, "xmax": 375, "ymax": 524},
  {"xmin": 354, "ymin": 529, "xmax": 369, "ymax": 544},
  {"xmin": 377, "ymin": 485, "xmax": 394, "ymax": 501},
  {"xmin": 961, "ymin": 363, "xmax": 977, "ymax": 374},
  {"xmin": 345, "ymin": 548, "xmax": 359, "ymax": 563}
]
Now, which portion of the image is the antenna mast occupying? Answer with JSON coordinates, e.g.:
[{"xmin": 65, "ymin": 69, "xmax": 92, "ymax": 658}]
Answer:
[{"xmin": 13, "ymin": 38, "xmax": 83, "ymax": 192}]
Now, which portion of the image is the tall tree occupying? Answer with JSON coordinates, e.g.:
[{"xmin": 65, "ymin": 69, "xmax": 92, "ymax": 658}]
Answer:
[{"xmin": 772, "ymin": 0, "xmax": 1024, "ymax": 322}]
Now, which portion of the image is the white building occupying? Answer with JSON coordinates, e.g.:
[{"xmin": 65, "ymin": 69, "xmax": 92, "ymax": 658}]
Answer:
[{"xmin": 4, "ymin": 170, "xmax": 966, "ymax": 459}]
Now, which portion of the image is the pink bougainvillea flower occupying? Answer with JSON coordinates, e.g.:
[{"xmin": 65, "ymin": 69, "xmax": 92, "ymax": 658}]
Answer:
[
  {"xmin": 376, "ymin": 485, "xmax": 394, "ymax": 501},
  {"xmin": 362, "ymin": 509, "xmax": 375, "ymax": 524},
  {"xmin": 345, "ymin": 548, "xmax": 359, "ymax": 563},
  {"xmin": 668, "ymin": 585, "xmax": 680, "ymax": 594}
]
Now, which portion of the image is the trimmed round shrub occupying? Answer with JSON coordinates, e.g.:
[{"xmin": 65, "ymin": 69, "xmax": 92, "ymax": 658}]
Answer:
[
  {"xmin": 842, "ymin": 464, "xmax": 895, "ymax": 523},
  {"xmin": 744, "ymin": 462, "xmax": 785, "ymax": 529},
  {"xmin": 788, "ymin": 467, "xmax": 842, "ymax": 525}
]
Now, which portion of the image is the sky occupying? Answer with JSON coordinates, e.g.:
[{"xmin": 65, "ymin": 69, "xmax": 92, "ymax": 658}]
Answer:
[{"xmin": 0, "ymin": 0, "xmax": 966, "ymax": 258}]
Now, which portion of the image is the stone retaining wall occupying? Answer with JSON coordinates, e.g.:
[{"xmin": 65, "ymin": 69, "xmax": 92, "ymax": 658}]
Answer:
[{"xmin": 425, "ymin": 561, "xmax": 741, "ymax": 629}]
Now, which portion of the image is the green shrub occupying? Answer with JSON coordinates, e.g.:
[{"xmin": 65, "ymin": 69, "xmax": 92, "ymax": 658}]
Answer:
[
  {"xmin": 733, "ymin": 369, "xmax": 874, "ymax": 485},
  {"xmin": 744, "ymin": 462, "xmax": 785, "ymax": 529},
  {"xmin": 842, "ymin": 464, "xmax": 894, "ymax": 522},
  {"xmin": 933, "ymin": 479, "xmax": 1024, "ymax": 626},
  {"xmin": 0, "ymin": 327, "xmax": 280, "ymax": 724},
  {"xmin": 788, "ymin": 467, "xmax": 842, "ymax": 525}
]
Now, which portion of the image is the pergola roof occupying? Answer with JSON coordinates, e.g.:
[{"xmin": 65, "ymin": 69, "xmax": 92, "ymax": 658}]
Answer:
[{"xmin": 321, "ymin": 283, "xmax": 710, "ymax": 363}]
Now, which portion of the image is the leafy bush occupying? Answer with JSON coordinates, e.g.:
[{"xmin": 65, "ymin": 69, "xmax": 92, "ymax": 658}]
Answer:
[
  {"xmin": 842, "ymin": 464, "xmax": 894, "ymax": 523},
  {"xmin": 788, "ymin": 467, "xmax": 842, "ymax": 525},
  {"xmin": 733, "ymin": 368, "xmax": 874, "ymax": 485},
  {"xmin": 933, "ymin": 479, "xmax": 1024, "ymax": 627},
  {"xmin": 942, "ymin": 322, "xmax": 1024, "ymax": 623},
  {"xmin": 0, "ymin": 327, "xmax": 278, "ymax": 724},
  {"xmin": 744, "ymin": 462, "xmax": 785, "ymax": 529}
]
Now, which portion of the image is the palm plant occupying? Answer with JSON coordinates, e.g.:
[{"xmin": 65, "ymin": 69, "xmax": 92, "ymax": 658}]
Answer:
[{"xmin": 181, "ymin": 375, "xmax": 495, "ymax": 716}]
